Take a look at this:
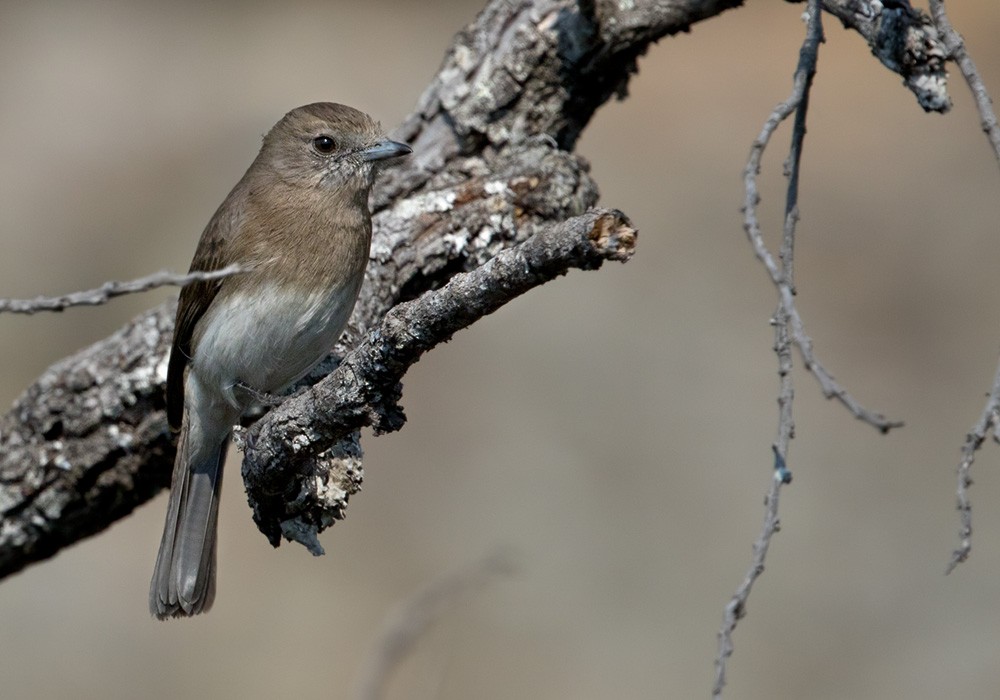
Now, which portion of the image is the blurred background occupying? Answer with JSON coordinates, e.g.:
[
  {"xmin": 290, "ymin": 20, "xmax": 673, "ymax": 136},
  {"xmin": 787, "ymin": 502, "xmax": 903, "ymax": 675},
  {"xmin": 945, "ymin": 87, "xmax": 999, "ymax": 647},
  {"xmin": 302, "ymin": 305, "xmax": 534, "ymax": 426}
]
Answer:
[{"xmin": 2, "ymin": 1, "xmax": 1000, "ymax": 698}]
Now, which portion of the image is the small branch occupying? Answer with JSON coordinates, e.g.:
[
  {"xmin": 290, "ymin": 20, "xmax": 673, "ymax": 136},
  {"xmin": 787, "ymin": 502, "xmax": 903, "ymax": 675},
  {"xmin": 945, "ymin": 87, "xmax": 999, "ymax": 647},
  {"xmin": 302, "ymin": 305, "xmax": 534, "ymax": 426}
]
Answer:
[
  {"xmin": 354, "ymin": 551, "xmax": 514, "ymax": 700},
  {"xmin": 781, "ymin": 286, "xmax": 902, "ymax": 433},
  {"xmin": 714, "ymin": 457, "xmax": 790, "ymax": 699},
  {"xmin": 928, "ymin": 0, "xmax": 999, "ymax": 155},
  {"xmin": 241, "ymin": 209, "xmax": 636, "ymax": 546},
  {"xmin": 740, "ymin": 12, "xmax": 902, "ymax": 434},
  {"xmin": 927, "ymin": 2, "xmax": 1000, "ymax": 572},
  {"xmin": 946, "ymin": 368, "xmax": 1000, "ymax": 573},
  {"xmin": 0, "ymin": 266, "xmax": 241, "ymax": 315},
  {"xmin": 714, "ymin": 4, "xmax": 821, "ymax": 696},
  {"xmin": 929, "ymin": 0, "xmax": 1000, "ymax": 177}
]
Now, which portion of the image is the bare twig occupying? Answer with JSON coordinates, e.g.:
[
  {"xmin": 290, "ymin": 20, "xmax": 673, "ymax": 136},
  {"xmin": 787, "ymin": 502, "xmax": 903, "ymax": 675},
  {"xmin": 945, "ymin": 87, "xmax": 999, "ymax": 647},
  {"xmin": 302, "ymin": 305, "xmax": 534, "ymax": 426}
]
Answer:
[
  {"xmin": 946, "ymin": 371, "xmax": 1000, "ymax": 574},
  {"xmin": 740, "ymin": 17, "xmax": 902, "ymax": 434},
  {"xmin": 0, "ymin": 266, "xmax": 241, "ymax": 315},
  {"xmin": 714, "ymin": 3, "xmax": 822, "ymax": 696},
  {"xmin": 782, "ymin": 288, "xmax": 902, "ymax": 432},
  {"xmin": 928, "ymin": 0, "xmax": 1000, "ymax": 166},
  {"xmin": 354, "ymin": 551, "xmax": 514, "ymax": 700},
  {"xmin": 928, "ymin": 0, "xmax": 1000, "ymax": 572}
]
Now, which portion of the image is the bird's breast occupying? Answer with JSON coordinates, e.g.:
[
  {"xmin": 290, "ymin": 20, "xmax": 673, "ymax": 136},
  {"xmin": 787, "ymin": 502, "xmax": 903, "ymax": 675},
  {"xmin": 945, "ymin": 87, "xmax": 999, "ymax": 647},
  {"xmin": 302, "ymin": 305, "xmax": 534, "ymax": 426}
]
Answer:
[{"xmin": 191, "ymin": 278, "xmax": 362, "ymax": 410}]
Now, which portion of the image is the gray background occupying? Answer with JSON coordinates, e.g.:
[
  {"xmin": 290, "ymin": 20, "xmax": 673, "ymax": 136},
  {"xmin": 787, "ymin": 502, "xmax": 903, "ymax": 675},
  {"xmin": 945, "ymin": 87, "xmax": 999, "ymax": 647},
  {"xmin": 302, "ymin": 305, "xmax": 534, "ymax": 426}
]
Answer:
[{"xmin": 1, "ymin": 1, "xmax": 999, "ymax": 698}]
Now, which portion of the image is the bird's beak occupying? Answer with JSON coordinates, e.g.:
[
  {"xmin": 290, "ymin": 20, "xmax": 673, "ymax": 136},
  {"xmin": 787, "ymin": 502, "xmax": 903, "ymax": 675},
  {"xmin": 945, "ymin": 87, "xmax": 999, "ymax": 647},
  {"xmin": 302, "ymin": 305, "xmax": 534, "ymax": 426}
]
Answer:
[{"xmin": 360, "ymin": 139, "xmax": 412, "ymax": 162}]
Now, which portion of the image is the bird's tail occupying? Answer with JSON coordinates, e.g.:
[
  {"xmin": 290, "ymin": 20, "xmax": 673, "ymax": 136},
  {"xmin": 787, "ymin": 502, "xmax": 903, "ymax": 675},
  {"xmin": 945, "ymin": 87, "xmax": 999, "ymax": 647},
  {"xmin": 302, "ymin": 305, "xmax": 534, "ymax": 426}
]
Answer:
[{"xmin": 149, "ymin": 405, "xmax": 229, "ymax": 619}]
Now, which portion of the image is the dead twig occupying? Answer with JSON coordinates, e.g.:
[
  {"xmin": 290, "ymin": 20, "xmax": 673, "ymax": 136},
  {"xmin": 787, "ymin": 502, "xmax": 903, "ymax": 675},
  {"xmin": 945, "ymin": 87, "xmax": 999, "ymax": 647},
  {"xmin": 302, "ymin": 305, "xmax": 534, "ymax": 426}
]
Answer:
[
  {"xmin": 0, "ymin": 266, "xmax": 241, "ymax": 315},
  {"xmin": 927, "ymin": 0, "xmax": 1000, "ymax": 573},
  {"xmin": 715, "ymin": 3, "xmax": 822, "ymax": 696}
]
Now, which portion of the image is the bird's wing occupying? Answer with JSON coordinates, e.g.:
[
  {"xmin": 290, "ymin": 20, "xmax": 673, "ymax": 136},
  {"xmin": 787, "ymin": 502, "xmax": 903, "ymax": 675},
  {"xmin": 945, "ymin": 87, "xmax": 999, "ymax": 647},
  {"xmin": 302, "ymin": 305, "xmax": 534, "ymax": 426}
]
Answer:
[{"xmin": 166, "ymin": 185, "xmax": 247, "ymax": 431}]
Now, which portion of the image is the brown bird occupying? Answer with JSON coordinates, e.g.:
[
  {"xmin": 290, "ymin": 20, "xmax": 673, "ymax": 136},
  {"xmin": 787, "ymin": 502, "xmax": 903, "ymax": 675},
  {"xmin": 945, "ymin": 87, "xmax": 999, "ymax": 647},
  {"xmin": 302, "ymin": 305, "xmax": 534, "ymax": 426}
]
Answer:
[{"xmin": 150, "ymin": 103, "xmax": 411, "ymax": 619}]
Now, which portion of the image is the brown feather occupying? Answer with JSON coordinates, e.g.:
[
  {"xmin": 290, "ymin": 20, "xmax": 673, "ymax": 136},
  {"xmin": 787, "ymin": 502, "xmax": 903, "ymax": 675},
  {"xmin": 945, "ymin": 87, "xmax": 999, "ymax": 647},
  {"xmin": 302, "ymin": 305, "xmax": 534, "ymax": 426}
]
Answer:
[{"xmin": 166, "ymin": 184, "xmax": 246, "ymax": 430}]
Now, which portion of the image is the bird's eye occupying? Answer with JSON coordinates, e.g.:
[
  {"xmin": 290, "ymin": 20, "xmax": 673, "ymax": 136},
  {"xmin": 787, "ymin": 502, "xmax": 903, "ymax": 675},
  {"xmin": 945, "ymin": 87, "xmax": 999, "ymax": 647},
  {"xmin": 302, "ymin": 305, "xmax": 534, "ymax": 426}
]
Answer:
[{"xmin": 312, "ymin": 135, "xmax": 337, "ymax": 154}]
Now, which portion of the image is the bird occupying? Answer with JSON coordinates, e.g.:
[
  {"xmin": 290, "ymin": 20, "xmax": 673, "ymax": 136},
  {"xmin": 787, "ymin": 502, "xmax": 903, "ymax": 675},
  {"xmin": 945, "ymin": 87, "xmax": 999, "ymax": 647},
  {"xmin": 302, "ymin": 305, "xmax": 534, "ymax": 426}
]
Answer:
[{"xmin": 150, "ymin": 102, "xmax": 411, "ymax": 619}]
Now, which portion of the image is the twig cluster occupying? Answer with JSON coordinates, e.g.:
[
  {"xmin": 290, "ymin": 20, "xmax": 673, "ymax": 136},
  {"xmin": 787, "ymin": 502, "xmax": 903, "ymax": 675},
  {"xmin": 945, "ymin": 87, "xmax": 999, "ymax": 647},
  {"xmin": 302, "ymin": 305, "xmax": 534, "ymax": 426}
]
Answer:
[
  {"xmin": 712, "ymin": 0, "xmax": 920, "ymax": 693},
  {"xmin": 714, "ymin": 0, "xmax": 1000, "ymax": 693},
  {"xmin": 714, "ymin": 3, "xmax": 826, "ymax": 695}
]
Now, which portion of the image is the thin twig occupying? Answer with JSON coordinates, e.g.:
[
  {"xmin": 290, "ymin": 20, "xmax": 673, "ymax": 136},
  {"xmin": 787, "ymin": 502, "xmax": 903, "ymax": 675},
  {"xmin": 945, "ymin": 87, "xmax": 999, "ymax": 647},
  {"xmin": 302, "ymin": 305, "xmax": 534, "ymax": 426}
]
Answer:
[
  {"xmin": 0, "ymin": 266, "xmax": 241, "ymax": 315},
  {"xmin": 354, "ymin": 552, "xmax": 514, "ymax": 700},
  {"xmin": 928, "ymin": 0, "xmax": 1000, "ymax": 168},
  {"xmin": 782, "ymin": 286, "xmax": 902, "ymax": 432},
  {"xmin": 738, "ymin": 13, "xmax": 902, "ymax": 434},
  {"xmin": 713, "ymin": 3, "xmax": 822, "ymax": 696},
  {"xmin": 946, "ymin": 372, "xmax": 1000, "ymax": 574},
  {"xmin": 928, "ymin": 0, "xmax": 1000, "ymax": 573}
]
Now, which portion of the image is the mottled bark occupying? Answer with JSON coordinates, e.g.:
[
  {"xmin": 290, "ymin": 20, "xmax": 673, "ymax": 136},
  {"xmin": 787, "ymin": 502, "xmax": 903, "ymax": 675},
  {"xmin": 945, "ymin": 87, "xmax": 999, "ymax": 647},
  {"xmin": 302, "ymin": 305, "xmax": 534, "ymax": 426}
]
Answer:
[
  {"xmin": 243, "ymin": 209, "xmax": 635, "ymax": 548},
  {"xmin": 824, "ymin": 0, "xmax": 950, "ymax": 112}
]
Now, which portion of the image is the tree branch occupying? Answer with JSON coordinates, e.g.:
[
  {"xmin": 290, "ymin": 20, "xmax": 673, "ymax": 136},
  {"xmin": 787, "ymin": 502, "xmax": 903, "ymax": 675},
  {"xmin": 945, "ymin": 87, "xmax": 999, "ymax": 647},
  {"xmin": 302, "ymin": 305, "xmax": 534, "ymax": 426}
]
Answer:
[
  {"xmin": 242, "ymin": 209, "xmax": 635, "ymax": 548},
  {"xmin": 0, "ymin": 0, "xmax": 953, "ymax": 581},
  {"xmin": 823, "ymin": 0, "xmax": 950, "ymax": 113},
  {"xmin": 0, "ymin": 305, "xmax": 176, "ymax": 579}
]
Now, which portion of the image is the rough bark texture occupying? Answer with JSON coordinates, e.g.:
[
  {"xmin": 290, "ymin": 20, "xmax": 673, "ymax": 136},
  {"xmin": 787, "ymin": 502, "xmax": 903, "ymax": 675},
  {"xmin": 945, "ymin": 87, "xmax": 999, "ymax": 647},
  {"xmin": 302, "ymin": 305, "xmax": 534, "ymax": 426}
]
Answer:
[
  {"xmin": 824, "ymin": 0, "xmax": 950, "ymax": 112},
  {"xmin": 243, "ymin": 209, "xmax": 635, "ymax": 548},
  {"xmin": 0, "ymin": 309, "xmax": 175, "ymax": 576},
  {"xmin": 0, "ymin": 0, "xmax": 950, "ymax": 578}
]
